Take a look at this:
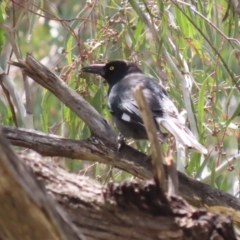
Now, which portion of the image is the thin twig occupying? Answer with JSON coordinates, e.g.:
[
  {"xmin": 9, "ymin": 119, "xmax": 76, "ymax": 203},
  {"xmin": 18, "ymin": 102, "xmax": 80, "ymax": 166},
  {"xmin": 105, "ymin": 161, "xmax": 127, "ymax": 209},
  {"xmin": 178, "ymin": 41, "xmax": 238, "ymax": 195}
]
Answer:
[
  {"xmin": 171, "ymin": 0, "xmax": 240, "ymax": 93},
  {"xmin": 166, "ymin": 156, "xmax": 178, "ymax": 195},
  {"xmin": 201, "ymin": 153, "xmax": 240, "ymax": 183},
  {"xmin": 133, "ymin": 85, "xmax": 165, "ymax": 191},
  {"xmin": 0, "ymin": 73, "xmax": 18, "ymax": 127},
  {"xmin": 174, "ymin": 0, "xmax": 240, "ymax": 46},
  {"xmin": 0, "ymin": 67, "xmax": 27, "ymax": 127},
  {"xmin": 0, "ymin": 22, "xmax": 33, "ymax": 128}
]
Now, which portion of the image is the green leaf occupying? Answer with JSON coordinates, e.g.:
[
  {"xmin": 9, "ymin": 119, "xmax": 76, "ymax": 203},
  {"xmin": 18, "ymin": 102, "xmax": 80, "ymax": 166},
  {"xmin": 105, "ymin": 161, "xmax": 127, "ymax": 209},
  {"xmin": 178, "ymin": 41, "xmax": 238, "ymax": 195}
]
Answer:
[
  {"xmin": 40, "ymin": 90, "xmax": 55, "ymax": 132},
  {"xmin": 0, "ymin": 0, "xmax": 9, "ymax": 15},
  {"xmin": 0, "ymin": 30, "xmax": 4, "ymax": 53},
  {"xmin": 210, "ymin": 160, "xmax": 216, "ymax": 187},
  {"xmin": 220, "ymin": 174, "xmax": 228, "ymax": 192},
  {"xmin": 66, "ymin": 35, "xmax": 73, "ymax": 64},
  {"xmin": 0, "ymin": 1, "xmax": 7, "ymax": 53},
  {"xmin": 91, "ymin": 87, "xmax": 103, "ymax": 114},
  {"xmin": 0, "ymin": 98, "xmax": 10, "ymax": 124},
  {"xmin": 197, "ymin": 77, "xmax": 208, "ymax": 133},
  {"xmin": 195, "ymin": 154, "xmax": 211, "ymax": 179},
  {"xmin": 225, "ymin": 103, "xmax": 240, "ymax": 127}
]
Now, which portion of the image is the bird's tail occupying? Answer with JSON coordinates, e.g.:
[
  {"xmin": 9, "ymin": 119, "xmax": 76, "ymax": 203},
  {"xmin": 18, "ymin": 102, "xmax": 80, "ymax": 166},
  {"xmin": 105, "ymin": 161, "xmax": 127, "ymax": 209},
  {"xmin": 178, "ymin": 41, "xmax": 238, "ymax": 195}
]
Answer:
[{"xmin": 156, "ymin": 117, "xmax": 208, "ymax": 154}]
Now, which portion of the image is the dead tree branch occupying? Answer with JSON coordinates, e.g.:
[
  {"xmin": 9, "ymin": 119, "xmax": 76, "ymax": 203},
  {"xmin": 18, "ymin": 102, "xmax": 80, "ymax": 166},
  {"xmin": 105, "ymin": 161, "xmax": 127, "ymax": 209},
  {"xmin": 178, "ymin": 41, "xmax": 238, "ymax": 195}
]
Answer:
[
  {"xmin": 2, "ymin": 125, "xmax": 240, "ymax": 227},
  {"xmin": 9, "ymin": 54, "xmax": 116, "ymax": 143},
  {"xmin": 16, "ymin": 150, "xmax": 239, "ymax": 240},
  {"xmin": 0, "ymin": 128, "xmax": 83, "ymax": 240},
  {"xmin": 133, "ymin": 85, "xmax": 166, "ymax": 190}
]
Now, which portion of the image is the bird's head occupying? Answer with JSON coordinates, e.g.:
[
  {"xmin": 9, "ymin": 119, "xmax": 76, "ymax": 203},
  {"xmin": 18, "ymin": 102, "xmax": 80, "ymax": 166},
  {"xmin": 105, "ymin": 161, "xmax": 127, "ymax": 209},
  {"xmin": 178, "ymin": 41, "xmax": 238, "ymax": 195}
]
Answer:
[{"xmin": 81, "ymin": 60, "xmax": 142, "ymax": 86}]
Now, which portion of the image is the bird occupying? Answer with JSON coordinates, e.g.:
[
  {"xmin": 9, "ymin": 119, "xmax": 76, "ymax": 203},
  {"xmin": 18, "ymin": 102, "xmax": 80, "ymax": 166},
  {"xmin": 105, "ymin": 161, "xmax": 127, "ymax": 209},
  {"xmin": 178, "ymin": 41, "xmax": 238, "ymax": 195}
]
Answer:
[{"xmin": 81, "ymin": 60, "xmax": 208, "ymax": 154}]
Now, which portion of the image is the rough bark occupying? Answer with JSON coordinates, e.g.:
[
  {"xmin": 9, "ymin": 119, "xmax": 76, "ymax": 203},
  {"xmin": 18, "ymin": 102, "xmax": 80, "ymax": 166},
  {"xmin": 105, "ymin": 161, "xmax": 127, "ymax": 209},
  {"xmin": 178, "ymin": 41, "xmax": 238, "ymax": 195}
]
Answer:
[
  {"xmin": 3, "ymin": 125, "xmax": 240, "ymax": 227},
  {"xmin": 0, "ymin": 131, "xmax": 237, "ymax": 239},
  {"xmin": 0, "ymin": 129, "xmax": 83, "ymax": 240}
]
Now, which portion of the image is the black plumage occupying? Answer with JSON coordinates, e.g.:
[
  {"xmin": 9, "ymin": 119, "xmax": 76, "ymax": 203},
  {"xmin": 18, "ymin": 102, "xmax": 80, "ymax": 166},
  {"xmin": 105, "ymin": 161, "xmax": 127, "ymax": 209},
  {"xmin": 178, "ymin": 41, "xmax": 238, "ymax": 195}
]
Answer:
[{"xmin": 82, "ymin": 60, "xmax": 207, "ymax": 154}]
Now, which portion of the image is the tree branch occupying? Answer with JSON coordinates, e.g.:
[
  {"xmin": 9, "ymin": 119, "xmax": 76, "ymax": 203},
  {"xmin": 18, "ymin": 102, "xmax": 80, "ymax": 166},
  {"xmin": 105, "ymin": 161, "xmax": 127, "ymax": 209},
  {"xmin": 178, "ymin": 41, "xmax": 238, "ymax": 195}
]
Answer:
[
  {"xmin": 0, "ymin": 128, "xmax": 83, "ymax": 240},
  {"xmin": 0, "ymin": 124, "xmax": 238, "ymax": 239},
  {"xmin": 9, "ymin": 54, "xmax": 116, "ymax": 143},
  {"xmin": 18, "ymin": 151, "xmax": 238, "ymax": 240},
  {"xmin": 3, "ymin": 125, "xmax": 240, "ymax": 227},
  {"xmin": 2, "ymin": 126, "xmax": 151, "ymax": 179},
  {"xmin": 7, "ymin": 54, "xmax": 240, "ymax": 227},
  {"xmin": 133, "ymin": 85, "xmax": 165, "ymax": 190}
]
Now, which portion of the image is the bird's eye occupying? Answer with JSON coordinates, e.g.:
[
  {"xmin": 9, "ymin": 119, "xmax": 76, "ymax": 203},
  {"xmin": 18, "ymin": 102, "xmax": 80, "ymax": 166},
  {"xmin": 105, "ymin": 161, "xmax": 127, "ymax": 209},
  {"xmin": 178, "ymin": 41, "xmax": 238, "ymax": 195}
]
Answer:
[{"xmin": 109, "ymin": 66, "xmax": 114, "ymax": 71}]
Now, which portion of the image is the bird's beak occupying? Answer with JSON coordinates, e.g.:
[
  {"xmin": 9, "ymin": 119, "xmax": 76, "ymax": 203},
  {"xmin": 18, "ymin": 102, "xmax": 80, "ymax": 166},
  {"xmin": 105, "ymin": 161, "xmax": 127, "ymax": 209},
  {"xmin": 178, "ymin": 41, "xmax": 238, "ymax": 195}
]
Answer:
[{"xmin": 81, "ymin": 64, "xmax": 105, "ymax": 76}]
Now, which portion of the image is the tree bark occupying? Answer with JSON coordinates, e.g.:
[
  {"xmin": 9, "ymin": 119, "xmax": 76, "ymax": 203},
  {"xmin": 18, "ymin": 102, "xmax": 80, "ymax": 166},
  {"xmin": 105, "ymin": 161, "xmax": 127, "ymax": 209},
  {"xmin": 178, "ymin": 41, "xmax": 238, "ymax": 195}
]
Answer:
[
  {"xmin": 3, "ymin": 125, "xmax": 240, "ymax": 227},
  {"xmin": 0, "ymin": 129, "xmax": 237, "ymax": 239},
  {"xmin": 0, "ymin": 129, "xmax": 83, "ymax": 240}
]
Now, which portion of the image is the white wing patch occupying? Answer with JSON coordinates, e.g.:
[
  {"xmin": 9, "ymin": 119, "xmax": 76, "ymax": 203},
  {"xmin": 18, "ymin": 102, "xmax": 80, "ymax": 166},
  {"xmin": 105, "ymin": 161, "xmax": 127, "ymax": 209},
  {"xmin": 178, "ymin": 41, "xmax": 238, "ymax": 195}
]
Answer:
[{"xmin": 121, "ymin": 113, "xmax": 131, "ymax": 122}]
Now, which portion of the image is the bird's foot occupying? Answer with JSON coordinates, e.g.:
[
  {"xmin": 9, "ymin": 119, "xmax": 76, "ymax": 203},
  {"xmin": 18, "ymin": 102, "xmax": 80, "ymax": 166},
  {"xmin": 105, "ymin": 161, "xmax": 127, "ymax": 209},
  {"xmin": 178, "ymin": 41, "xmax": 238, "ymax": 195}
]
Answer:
[{"xmin": 117, "ymin": 134, "xmax": 126, "ymax": 152}]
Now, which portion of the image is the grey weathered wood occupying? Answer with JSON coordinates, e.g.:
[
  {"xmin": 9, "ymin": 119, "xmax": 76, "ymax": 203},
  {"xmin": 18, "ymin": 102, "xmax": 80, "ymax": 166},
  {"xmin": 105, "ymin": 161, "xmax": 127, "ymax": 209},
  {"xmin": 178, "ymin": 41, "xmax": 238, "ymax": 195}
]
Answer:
[
  {"xmin": 0, "ymin": 128, "xmax": 83, "ymax": 240},
  {"xmin": 3, "ymin": 125, "xmax": 240, "ymax": 227},
  {"xmin": 133, "ymin": 85, "xmax": 165, "ymax": 191},
  {"xmin": 10, "ymin": 54, "xmax": 116, "ymax": 143},
  {"xmin": 0, "ymin": 123, "xmax": 238, "ymax": 239},
  {"xmin": 19, "ymin": 151, "xmax": 238, "ymax": 240}
]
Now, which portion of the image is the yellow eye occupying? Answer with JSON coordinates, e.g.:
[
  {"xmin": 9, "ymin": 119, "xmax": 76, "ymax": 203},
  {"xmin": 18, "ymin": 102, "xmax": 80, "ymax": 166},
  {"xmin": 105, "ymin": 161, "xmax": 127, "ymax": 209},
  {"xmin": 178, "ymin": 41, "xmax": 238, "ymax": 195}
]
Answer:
[{"xmin": 109, "ymin": 66, "xmax": 114, "ymax": 71}]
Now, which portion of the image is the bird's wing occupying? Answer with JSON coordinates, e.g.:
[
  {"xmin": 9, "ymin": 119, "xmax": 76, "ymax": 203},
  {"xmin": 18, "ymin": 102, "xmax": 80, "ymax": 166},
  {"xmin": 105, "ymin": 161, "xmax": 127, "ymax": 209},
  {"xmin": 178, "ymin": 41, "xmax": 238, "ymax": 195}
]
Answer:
[
  {"xmin": 112, "ymin": 97, "xmax": 143, "ymax": 125},
  {"xmin": 108, "ymin": 76, "xmax": 167, "ymax": 125}
]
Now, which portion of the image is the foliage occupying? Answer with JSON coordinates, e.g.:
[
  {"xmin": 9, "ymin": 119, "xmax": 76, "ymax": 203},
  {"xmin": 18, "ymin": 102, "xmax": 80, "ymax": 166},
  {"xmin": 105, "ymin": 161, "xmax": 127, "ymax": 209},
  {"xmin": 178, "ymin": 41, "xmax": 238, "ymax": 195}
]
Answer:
[
  {"xmin": 0, "ymin": 0, "xmax": 240, "ymax": 193},
  {"xmin": 0, "ymin": 0, "xmax": 8, "ymax": 53}
]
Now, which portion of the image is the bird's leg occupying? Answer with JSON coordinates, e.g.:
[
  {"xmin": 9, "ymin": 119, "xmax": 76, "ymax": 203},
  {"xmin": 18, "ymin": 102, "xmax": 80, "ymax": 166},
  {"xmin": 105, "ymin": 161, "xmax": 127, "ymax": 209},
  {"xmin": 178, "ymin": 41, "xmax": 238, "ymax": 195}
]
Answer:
[{"xmin": 117, "ymin": 134, "xmax": 126, "ymax": 152}]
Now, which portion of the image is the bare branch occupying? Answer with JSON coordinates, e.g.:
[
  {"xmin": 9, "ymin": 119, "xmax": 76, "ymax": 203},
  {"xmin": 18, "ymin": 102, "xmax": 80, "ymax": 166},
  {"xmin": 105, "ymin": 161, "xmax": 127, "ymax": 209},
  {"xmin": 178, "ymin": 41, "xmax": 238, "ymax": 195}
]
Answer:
[
  {"xmin": 2, "ymin": 126, "xmax": 151, "ymax": 179},
  {"xmin": 0, "ymin": 67, "xmax": 28, "ymax": 127},
  {"xmin": 9, "ymin": 54, "xmax": 117, "ymax": 143},
  {"xmin": 133, "ymin": 85, "xmax": 165, "ymax": 191},
  {"xmin": 0, "ymin": 23, "xmax": 33, "ymax": 125},
  {"xmin": 3, "ymin": 125, "xmax": 240, "ymax": 227},
  {"xmin": 166, "ymin": 156, "xmax": 178, "ymax": 195}
]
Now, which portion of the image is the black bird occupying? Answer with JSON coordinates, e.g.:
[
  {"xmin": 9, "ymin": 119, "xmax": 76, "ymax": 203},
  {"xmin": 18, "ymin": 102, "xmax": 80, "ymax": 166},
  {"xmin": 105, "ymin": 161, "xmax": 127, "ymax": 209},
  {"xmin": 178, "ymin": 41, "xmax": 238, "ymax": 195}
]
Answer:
[{"xmin": 82, "ymin": 60, "xmax": 208, "ymax": 154}]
